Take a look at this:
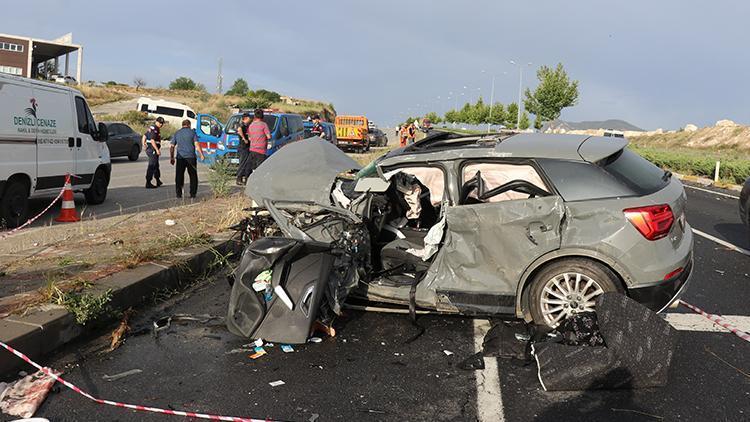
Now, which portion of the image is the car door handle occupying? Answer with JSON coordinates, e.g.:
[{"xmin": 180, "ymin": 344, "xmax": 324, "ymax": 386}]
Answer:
[
  {"xmin": 76, "ymin": 138, "xmax": 82, "ymax": 147},
  {"xmin": 68, "ymin": 137, "xmax": 75, "ymax": 147}
]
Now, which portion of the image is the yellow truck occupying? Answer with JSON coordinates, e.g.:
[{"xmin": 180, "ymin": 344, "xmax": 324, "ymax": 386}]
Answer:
[{"xmin": 335, "ymin": 115, "xmax": 369, "ymax": 152}]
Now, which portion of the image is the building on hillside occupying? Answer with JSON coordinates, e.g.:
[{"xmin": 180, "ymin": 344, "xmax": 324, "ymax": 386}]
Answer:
[{"xmin": 0, "ymin": 32, "xmax": 82, "ymax": 82}]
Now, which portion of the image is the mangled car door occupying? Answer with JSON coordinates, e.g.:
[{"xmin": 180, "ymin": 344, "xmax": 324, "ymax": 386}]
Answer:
[{"xmin": 419, "ymin": 162, "xmax": 565, "ymax": 314}]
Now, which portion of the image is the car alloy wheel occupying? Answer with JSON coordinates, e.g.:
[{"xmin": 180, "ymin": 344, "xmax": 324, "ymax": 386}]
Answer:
[{"xmin": 540, "ymin": 272, "xmax": 605, "ymax": 327}]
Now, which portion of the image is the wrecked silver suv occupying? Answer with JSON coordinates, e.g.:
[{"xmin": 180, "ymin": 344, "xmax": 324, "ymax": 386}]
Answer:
[{"xmin": 227, "ymin": 132, "xmax": 693, "ymax": 343}]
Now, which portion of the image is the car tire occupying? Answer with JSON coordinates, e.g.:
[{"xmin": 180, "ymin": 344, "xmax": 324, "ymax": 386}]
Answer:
[
  {"xmin": 84, "ymin": 168, "xmax": 109, "ymax": 205},
  {"xmin": 0, "ymin": 179, "xmax": 30, "ymax": 229},
  {"xmin": 528, "ymin": 258, "xmax": 623, "ymax": 328},
  {"xmin": 128, "ymin": 145, "xmax": 140, "ymax": 161}
]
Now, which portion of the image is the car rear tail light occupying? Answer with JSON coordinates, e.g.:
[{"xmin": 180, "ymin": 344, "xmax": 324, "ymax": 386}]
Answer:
[{"xmin": 624, "ymin": 205, "xmax": 674, "ymax": 240}]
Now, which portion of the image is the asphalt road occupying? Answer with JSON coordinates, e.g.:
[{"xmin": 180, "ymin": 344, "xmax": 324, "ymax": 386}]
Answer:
[
  {"xmin": 9, "ymin": 182, "xmax": 750, "ymax": 422},
  {"xmin": 23, "ymin": 154, "xmax": 227, "ymax": 228}
]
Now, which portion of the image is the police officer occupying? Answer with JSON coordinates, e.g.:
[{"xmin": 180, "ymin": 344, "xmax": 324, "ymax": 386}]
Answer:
[
  {"xmin": 142, "ymin": 117, "xmax": 164, "ymax": 189},
  {"xmin": 236, "ymin": 113, "xmax": 252, "ymax": 186},
  {"xmin": 310, "ymin": 115, "xmax": 325, "ymax": 139}
]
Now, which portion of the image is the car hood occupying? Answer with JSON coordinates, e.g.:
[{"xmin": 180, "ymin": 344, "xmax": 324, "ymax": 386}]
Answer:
[{"xmin": 245, "ymin": 138, "xmax": 361, "ymax": 205}]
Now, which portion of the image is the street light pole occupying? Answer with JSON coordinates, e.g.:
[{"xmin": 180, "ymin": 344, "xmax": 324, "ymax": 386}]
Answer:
[
  {"xmin": 487, "ymin": 75, "xmax": 495, "ymax": 133},
  {"xmin": 510, "ymin": 60, "xmax": 532, "ymax": 130}
]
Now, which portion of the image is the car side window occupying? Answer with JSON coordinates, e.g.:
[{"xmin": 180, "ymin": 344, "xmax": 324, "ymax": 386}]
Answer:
[
  {"xmin": 200, "ymin": 116, "xmax": 220, "ymax": 136},
  {"xmin": 74, "ymin": 96, "xmax": 96, "ymax": 134},
  {"xmin": 385, "ymin": 166, "xmax": 446, "ymax": 206},
  {"xmin": 187, "ymin": 110, "xmax": 196, "ymax": 119},
  {"xmin": 460, "ymin": 162, "xmax": 549, "ymax": 204},
  {"xmin": 280, "ymin": 117, "xmax": 289, "ymax": 137}
]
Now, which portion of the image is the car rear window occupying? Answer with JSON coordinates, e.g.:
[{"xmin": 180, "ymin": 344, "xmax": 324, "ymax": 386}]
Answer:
[
  {"xmin": 598, "ymin": 148, "xmax": 669, "ymax": 195},
  {"xmin": 538, "ymin": 149, "xmax": 669, "ymax": 201}
]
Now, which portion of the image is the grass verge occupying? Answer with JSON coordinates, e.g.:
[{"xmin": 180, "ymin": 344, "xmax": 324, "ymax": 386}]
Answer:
[{"xmin": 631, "ymin": 145, "xmax": 750, "ymax": 185}]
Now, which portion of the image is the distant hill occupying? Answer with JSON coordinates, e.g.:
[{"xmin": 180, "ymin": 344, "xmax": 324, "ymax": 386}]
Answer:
[{"xmin": 544, "ymin": 119, "xmax": 643, "ymax": 132}]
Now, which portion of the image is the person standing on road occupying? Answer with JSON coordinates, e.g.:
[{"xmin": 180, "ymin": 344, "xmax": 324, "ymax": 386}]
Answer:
[
  {"xmin": 310, "ymin": 115, "xmax": 326, "ymax": 139},
  {"xmin": 399, "ymin": 124, "xmax": 408, "ymax": 147},
  {"xmin": 170, "ymin": 119, "xmax": 205, "ymax": 198},
  {"xmin": 247, "ymin": 109, "xmax": 271, "ymax": 175},
  {"xmin": 142, "ymin": 117, "xmax": 164, "ymax": 189},
  {"xmin": 236, "ymin": 113, "xmax": 252, "ymax": 186},
  {"xmin": 407, "ymin": 122, "xmax": 417, "ymax": 145}
]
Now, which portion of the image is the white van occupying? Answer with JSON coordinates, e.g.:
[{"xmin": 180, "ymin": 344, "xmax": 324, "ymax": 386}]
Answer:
[
  {"xmin": 0, "ymin": 74, "xmax": 111, "ymax": 228},
  {"xmin": 136, "ymin": 97, "xmax": 196, "ymax": 128}
]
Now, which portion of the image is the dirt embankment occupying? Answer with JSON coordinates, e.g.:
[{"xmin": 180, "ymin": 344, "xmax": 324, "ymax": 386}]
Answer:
[
  {"xmin": 82, "ymin": 85, "xmax": 335, "ymax": 123},
  {"xmin": 629, "ymin": 121, "xmax": 750, "ymax": 154}
]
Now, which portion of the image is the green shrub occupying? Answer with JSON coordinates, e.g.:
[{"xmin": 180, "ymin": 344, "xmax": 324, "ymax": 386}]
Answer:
[
  {"xmin": 208, "ymin": 157, "xmax": 234, "ymax": 197},
  {"xmin": 632, "ymin": 146, "xmax": 750, "ymax": 184}
]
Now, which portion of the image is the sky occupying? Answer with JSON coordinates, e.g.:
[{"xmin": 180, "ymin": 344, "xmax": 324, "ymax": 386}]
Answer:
[{"xmin": 4, "ymin": 0, "xmax": 750, "ymax": 129}]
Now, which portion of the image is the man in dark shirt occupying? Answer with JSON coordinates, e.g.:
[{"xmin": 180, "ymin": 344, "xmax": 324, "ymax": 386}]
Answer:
[
  {"xmin": 236, "ymin": 113, "xmax": 252, "ymax": 186},
  {"xmin": 310, "ymin": 115, "xmax": 325, "ymax": 139},
  {"xmin": 142, "ymin": 117, "xmax": 165, "ymax": 189},
  {"xmin": 170, "ymin": 119, "xmax": 205, "ymax": 198}
]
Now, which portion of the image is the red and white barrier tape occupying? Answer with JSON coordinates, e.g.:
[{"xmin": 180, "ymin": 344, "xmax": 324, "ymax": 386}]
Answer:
[
  {"xmin": 680, "ymin": 300, "xmax": 750, "ymax": 342},
  {"xmin": 0, "ymin": 174, "xmax": 71, "ymax": 240},
  {"xmin": 0, "ymin": 340, "xmax": 276, "ymax": 421}
]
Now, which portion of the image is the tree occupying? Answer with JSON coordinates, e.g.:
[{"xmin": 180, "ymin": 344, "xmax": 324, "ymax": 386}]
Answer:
[
  {"xmin": 226, "ymin": 78, "xmax": 249, "ymax": 96},
  {"xmin": 424, "ymin": 111, "xmax": 442, "ymax": 125},
  {"xmin": 250, "ymin": 89, "xmax": 281, "ymax": 103},
  {"xmin": 444, "ymin": 109, "xmax": 458, "ymax": 124},
  {"xmin": 133, "ymin": 77, "xmax": 146, "ymax": 91},
  {"xmin": 240, "ymin": 96, "xmax": 272, "ymax": 110},
  {"xmin": 519, "ymin": 111, "xmax": 531, "ymax": 130},
  {"xmin": 506, "ymin": 102, "xmax": 519, "ymax": 129},
  {"xmin": 458, "ymin": 102, "xmax": 473, "ymax": 124},
  {"xmin": 469, "ymin": 98, "xmax": 488, "ymax": 125},
  {"xmin": 169, "ymin": 77, "xmax": 204, "ymax": 91},
  {"xmin": 487, "ymin": 103, "xmax": 506, "ymax": 127},
  {"xmin": 524, "ymin": 63, "xmax": 579, "ymax": 124},
  {"xmin": 534, "ymin": 115, "xmax": 543, "ymax": 130}
]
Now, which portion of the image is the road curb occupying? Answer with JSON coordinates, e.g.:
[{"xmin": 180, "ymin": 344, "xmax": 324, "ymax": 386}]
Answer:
[{"xmin": 0, "ymin": 232, "xmax": 240, "ymax": 378}]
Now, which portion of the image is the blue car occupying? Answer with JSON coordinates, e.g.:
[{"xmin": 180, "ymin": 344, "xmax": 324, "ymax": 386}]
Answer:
[
  {"xmin": 303, "ymin": 120, "xmax": 337, "ymax": 144},
  {"xmin": 196, "ymin": 112, "xmax": 306, "ymax": 166}
]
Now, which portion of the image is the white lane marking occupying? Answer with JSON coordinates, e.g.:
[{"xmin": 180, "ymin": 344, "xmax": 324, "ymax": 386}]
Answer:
[
  {"xmin": 692, "ymin": 228, "xmax": 750, "ymax": 257},
  {"xmin": 665, "ymin": 313, "xmax": 750, "ymax": 333},
  {"xmin": 473, "ymin": 319, "xmax": 504, "ymax": 422},
  {"xmin": 684, "ymin": 184, "xmax": 740, "ymax": 200}
]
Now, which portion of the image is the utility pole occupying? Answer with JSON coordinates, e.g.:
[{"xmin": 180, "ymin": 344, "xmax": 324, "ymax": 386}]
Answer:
[{"xmin": 216, "ymin": 57, "xmax": 223, "ymax": 94}]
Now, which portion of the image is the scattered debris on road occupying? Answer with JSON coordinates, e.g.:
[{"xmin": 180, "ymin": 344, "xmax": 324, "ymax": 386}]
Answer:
[
  {"xmin": 108, "ymin": 308, "xmax": 134, "ymax": 352},
  {"xmin": 0, "ymin": 368, "xmax": 59, "ymax": 418},
  {"xmin": 102, "ymin": 368, "xmax": 142, "ymax": 382}
]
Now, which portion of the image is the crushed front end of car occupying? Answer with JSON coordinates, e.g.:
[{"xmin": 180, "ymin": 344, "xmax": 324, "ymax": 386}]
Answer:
[{"xmin": 226, "ymin": 140, "xmax": 371, "ymax": 344}]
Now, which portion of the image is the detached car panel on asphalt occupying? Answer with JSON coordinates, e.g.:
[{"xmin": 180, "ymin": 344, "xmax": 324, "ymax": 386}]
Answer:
[{"xmin": 228, "ymin": 131, "xmax": 694, "ymax": 341}]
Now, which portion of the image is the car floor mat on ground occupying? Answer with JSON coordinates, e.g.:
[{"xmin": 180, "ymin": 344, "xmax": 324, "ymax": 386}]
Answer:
[{"xmin": 532, "ymin": 293, "xmax": 678, "ymax": 391}]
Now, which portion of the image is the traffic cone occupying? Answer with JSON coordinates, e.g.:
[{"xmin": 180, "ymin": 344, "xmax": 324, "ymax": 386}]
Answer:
[{"xmin": 54, "ymin": 175, "xmax": 80, "ymax": 223}]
